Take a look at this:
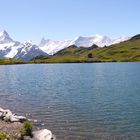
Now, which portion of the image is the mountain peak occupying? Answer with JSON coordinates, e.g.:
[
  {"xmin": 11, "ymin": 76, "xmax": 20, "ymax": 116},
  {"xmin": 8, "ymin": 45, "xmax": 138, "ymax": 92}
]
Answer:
[
  {"xmin": 0, "ymin": 30, "xmax": 9, "ymax": 37},
  {"xmin": 0, "ymin": 30, "xmax": 14, "ymax": 43},
  {"xmin": 95, "ymin": 34, "xmax": 104, "ymax": 38},
  {"xmin": 39, "ymin": 38, "xmax": 51, "ymax": 47},
  {"xmin": 23, "ymin": 40, "xmax": 33, "ymax": 45}
]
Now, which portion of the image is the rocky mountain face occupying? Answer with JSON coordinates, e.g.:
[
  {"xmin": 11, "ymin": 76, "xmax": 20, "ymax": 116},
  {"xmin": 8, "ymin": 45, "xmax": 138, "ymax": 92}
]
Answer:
[{"xmin": 0, "ymin": 31, "xmax": 48, "ymax": 61}]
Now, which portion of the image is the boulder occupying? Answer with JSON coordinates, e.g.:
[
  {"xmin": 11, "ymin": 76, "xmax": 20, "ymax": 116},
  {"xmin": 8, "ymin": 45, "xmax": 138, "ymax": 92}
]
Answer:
[
  {"xmin": 3, "ymin": 109, "xmax": 13, "ymax": 121},
  {"xmin": 8, "ymin": 114, "xmax": 27, "ymax": 122},
  {"xmin": 9, "ymin": 115, "xmax": 19, "ymax": 122},
  {"xmin": 0, "ymin": 107, "xmax": 27, "ymax": 122},
  {"xmin": 0, "ymin": 108, "xmax": 4, "ymax": 118},
  {"xmin": 0, "ymin": 107, "xmax": 5, "ymax": 112},
  {"xmin": 0, "ymin": 112, "xmax": 3, "ymax": 118},
  {"xmin": 0, "ymin": 107, "xmax": 55, "ymax": 140},
  {"xmin": 23, "ymin": 136, "xmax": 33, "ymax": 140},
  {"xmin": 33, "ymin": 129, "xmax": 55, "ymax": 140},
  {"xmin": 9, "ymin": 115, "xmax": 27, "ymax": 122}
]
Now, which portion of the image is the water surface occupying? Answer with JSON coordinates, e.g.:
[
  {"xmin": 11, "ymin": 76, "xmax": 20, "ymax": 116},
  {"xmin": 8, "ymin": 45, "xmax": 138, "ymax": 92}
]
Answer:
[{"xmin": 0, "ymin": 63, "xmax": 140, "ymax": 140}]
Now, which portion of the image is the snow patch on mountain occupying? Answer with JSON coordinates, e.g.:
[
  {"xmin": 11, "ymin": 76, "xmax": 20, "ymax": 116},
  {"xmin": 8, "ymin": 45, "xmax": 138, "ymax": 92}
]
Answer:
[
  {"xmin": 5, "ymin": 46, "xmax": 19, "ymax": 58},
  {"xmin": 0, "ymin": 31, "xmax": 48, "ymax": 61},
  {"xmin": 112, "ymin": 36, "xmax": 130, "ymax": 44},
  {"xmin": 13, "ymin": 41, "xmax": 47, "ymax": 61},
  {"xmin": 39, "ymin": 35, "xmax": 130, "ymax": 55},
  {"xmin": 39, "ymin": 38, "xmax": 72, "ymax": 55},
  {"xmin": 0, "ymin": 30, "xmax": 14, "ymax": 43},
  {"xmin": 0, "ymin": 30, "xmax": 130, "ymax": 60},
  {"xmin": 70, "ymin": 35, "xmax": 113, "ymax": 47}
]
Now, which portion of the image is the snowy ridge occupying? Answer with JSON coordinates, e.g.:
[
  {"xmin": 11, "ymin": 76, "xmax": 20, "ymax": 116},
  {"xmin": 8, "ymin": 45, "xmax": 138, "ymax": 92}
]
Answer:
[
  {"xmin": 0, "ymin": 31, "xmax": 48, "ymax": 61},
  {"xmin": 0, "ymin": 30, "xmax": 14, "ymax": 43},
  {"xmin": 39, "ymin": 35, "xmax": 130, "ymax": 55},
  {"xmin": 39, "ymin": 39, "xmax": 72, "ymax": 55},
  {"xmin": 0, "ymin": 30, "xmax": 130, "ymax": 60}
]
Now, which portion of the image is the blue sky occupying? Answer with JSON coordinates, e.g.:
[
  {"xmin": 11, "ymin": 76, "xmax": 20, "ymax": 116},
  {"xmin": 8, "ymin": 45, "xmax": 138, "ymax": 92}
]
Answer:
[{"xmin": 0, "ymin": 0, "xmax": 140, "ymax": 43}]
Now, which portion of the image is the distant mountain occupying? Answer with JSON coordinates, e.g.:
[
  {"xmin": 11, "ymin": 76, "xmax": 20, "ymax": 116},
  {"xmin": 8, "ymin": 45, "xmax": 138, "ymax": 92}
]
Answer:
[
  {"xmin": 0, "ymin": 31, "xmax": 48, "ymax": 61},
  {"xmin": 31, "ymin": 35, "xmax": 140, "ymax": 63},
  {"xmin": 12, "ymin": 41, "xmax": 48, "ymax": 61},
  {"xmin": 39, "ymin": 38, "xmax": 72, "ymax": 55},
  {"xmin": 0, "ymin": 30, "xmax": 14, "ymax": 43},
  {"xmin": 39, "ymin": 35, "xmax": 129, "ymax": 55},
  {"xmin": 0, "ymin": 30, "xmax": 129, "ymax": 61}
]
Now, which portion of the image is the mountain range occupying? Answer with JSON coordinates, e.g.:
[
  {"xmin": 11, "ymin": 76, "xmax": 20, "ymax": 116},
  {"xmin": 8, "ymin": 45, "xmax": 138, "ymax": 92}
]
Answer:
[
  {"xmin": 31, "ymin": 34, "xmax": 140, "ymax": 63},
  {"xmin": 0, "ymin": 30, "xmax": 129, "ymax": 61}
]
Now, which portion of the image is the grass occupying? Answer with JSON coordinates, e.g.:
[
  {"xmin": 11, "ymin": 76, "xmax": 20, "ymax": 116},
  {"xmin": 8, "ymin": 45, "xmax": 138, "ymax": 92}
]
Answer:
[
  {"xmin": 20, "ymin": 121, "xmax": 33, "ymax": 138},
  {"xmin": 92, "ymin": 39, "xmax": 140, "ymax": 62},
  {"xmin": 0, "ymin": 132, "xmax": 17, "ymax": 140},
  {"xmin": 30, "ymin": 35, "xmax": 140, "ymax": 63},
  {"xmin": 30, "ymin": 55, "xmax": 87, "ymax": 63},
  {"xmin": 0, "ymin": 120, "xmax": 32, "ymax": 140},
  {"xmin": 0, "ymin": 58, "xmax": 24, "ymax": 65}
]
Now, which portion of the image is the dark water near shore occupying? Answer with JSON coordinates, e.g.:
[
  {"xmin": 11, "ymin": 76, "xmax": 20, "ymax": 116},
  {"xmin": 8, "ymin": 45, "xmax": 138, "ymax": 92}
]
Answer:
[{"xmin": 0, "ymin": 63, "xmax": 140, "ymax": 140}]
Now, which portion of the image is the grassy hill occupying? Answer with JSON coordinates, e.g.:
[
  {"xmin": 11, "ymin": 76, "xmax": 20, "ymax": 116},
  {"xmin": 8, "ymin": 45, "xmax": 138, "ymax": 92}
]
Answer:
[
  {"xmin": 0, "ymin": 58, "xmax": 24, "ymax": 65},
  {"xmin": 30, "ymin": 35, "xmax": 140, "ymax": 63}
]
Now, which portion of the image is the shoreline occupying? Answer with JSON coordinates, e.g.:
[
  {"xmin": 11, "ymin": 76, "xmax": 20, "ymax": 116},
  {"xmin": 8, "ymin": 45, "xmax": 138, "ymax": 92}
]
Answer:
[
  {"xmin": 0, "ymin": 61, "xmax": 140, "ymax": 66},
  {"xmin": 0, "ymin": 107, "xmax": 55, "ymax": 140}
]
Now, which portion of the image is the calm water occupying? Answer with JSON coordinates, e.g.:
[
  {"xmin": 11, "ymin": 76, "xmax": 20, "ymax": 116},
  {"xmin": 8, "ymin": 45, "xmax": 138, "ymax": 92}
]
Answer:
[{"xmin": 0, "ymin": 63, "xmax": 140, "ymax": 140}]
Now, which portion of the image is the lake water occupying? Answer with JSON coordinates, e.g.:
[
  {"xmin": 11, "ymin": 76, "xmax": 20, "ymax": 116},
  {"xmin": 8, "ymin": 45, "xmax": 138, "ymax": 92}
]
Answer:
[{"xmin": 0, "ymin": 63, "xmax": 140, "ymax": 140}]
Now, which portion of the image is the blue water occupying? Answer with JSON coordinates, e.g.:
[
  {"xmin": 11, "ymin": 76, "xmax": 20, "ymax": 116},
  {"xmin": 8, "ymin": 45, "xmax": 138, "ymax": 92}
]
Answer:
[{"xmin": 0, "ymin": 63, "xmax": 140, "ymax": 140}]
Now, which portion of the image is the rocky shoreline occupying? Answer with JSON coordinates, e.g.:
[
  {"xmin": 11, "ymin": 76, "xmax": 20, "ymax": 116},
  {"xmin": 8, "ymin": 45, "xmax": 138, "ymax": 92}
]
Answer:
[{"xmin": 0, "ymin": 107, "xmax": 55, "ymax": 140}]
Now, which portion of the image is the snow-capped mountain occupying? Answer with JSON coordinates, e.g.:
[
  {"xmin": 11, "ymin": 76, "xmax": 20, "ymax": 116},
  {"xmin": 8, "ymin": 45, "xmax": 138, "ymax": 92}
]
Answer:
[
  {"xmin": 0, "ymin": 30, "xmax": 130, "ymax": 60},
  {"xmin": 39, "ymin": 35, "xmax": 129, "ymax": 55},
  {"xmin": 10, "ymin": 41, "xmax": 48, "ymax": 61},
  {"xmin": 39, "ymin": 38, "xmax": 72, "ymax": 55},
  {"xmin": 111, "ymin": 36, "xmax": 130, "ymax": 45},
  {"xmin": 70, "ymin": 35, "xmax": 113, "ymax": 47},
  {"xmin": 0, "ymin": 31, "xmax": 48, "ymax": 61},
  {"xmin": 0, "ymin": 30, "xmax": 14, "ymax": 43}
]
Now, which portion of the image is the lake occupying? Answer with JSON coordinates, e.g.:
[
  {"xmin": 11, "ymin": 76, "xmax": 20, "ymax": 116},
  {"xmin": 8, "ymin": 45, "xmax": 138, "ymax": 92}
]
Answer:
[{"xmin": 0, "ymin": 63, "xmax": 140, "ymax": 140}]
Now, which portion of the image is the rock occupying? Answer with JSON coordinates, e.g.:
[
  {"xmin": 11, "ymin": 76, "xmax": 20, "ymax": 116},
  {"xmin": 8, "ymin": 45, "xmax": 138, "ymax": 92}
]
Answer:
[
  {"xmin": 0, "ymin": 107, "xmax": 55, "ymax": 139},
  {"xmin": 9, "ymin": 115, "xmax": 27, "ymax": 122},
  {"xmin": 33, "ymin": 129, "xmax": 55, "ymax": 140},
  {"xmin": 23, "ymin": 136, "xmax": 33, "ymax": 140},
  {"xmin": 3, "ymin": 109, "xmax": 13, "ymax": 121},
  {"xmin": 9, "ymin": 115, "xmax": 20, "ymax": 122},
  {"xmin": 0, "ymin": 108, "xmax": 4, "ymax": 118},
  {"xmin": 0, "ymin": 107, "xmax": 5, "ymax": 112},
  {"xmin": 0, "ymin": 107, "xmax": 27, "ymax": 122},
  {"xmin": 0, "ymin": 121, "xmax": 23, "ymax": 138},
  {"xmin": 0, "ymin": 112, "xmax": 3, "ymax": 118}
]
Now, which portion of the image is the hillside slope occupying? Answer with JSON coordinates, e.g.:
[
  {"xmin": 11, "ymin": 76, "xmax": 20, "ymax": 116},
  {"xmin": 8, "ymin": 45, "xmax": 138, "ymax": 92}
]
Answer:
[
  {"xmin": 0, "ymin": 58, "xmax": 24, "ymax": 65},
  {"xmin": 31, "ymin": 35, "xmax": 140, "ymax": 63}
]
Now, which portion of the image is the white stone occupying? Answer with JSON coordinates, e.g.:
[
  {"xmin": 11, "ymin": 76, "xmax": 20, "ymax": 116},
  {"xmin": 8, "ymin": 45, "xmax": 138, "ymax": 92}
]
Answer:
[
  {"xmin": 3, "ymin": 109, "xmax": 13, "ymax": 121},
  {"xmin": 9, "ymin": 115, "xmax": 20, "ymax": 122},
  {"xmin": 0, "ymin": 107, "xmax": 27, "ymax": 122},
  {"xmin": 10, "ymin": 115, "xmax": 27, "ymax": 122},
  {"xmin": 0, "ymin": 112, "xmax": 3, "ymax": 118},
  {"xmin": 33, "ymin": 129, "xmax": 55, "ymax": 140},
  {"xmin": 0, "ymin": 107, "xmax": 5, "ymax": 112}
]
